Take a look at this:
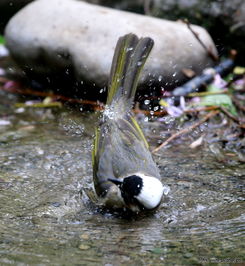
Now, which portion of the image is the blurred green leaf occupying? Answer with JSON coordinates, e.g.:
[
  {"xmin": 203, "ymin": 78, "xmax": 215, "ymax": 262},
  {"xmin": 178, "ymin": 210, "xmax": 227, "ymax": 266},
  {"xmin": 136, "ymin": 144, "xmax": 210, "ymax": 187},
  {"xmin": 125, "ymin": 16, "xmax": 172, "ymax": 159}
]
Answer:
[
  {"xmin": 159, "ymin": 99, "xmax": 169, "ymax": 107},
  {"xmin": 234, "ymin": 66, "xmax": 245, "ymax": 75},
  {"xmin": 149, "ymin": 247, "xmax": 163, "ymax": 254},
  {"xmin": 0, "ymin": 35, "xmax": 5, "ymax": 45},
  {"xmin": 223, "ymin": 73, "xmax": 233, "ymax": 83},
  {"xmin": 200, "ymin": 85, "xmax": 237, "ymax": 116}
]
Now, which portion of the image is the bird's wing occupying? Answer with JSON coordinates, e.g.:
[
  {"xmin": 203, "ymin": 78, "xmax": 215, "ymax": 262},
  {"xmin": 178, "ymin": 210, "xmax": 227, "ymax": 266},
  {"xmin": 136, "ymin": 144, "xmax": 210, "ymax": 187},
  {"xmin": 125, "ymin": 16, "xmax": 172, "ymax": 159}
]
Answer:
[
  {"xmin": 111, "ymin": 117, "xmax": 160, "ymax": 179},
  {"xmin": 127, "ymin": 114, "xmax": 149, "ymax": 149},
  {"xmin": 92, "ymin": 124, "xmax": 114, "ymax": 197}
]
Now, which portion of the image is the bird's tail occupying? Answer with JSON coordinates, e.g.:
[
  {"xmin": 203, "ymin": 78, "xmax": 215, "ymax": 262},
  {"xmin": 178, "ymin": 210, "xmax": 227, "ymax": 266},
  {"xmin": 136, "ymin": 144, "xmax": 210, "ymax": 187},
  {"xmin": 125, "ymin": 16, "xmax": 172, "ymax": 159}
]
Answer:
[{"xmin": 106, "ymin": 33, "xmax": 154, "ymax": 110}]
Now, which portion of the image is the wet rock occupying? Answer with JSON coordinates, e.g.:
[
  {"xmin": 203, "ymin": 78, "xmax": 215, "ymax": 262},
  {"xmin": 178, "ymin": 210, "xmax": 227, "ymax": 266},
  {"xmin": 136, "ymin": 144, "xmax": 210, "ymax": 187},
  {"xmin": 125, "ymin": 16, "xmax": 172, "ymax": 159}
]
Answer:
[
  {"xmin": 151, "ymin": 0, "xmax": 245, "ymax": 64},
  {"xmin": 78, "ymin": 244, "xmax": 91, "ymax": 250},
  {"xmin": 87, "ymin": 1, "xmax": 245, "ymax": 64},
  {"xmin": 5, "ymin": 0, "xmax": 217, "ymax": 91}
]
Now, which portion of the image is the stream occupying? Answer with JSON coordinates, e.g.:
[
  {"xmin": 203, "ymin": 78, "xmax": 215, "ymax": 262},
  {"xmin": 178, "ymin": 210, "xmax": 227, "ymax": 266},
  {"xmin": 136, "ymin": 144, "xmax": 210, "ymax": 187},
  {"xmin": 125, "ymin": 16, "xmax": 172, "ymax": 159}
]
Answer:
[{"xmin": 0, "ymin": 91, "xmax": 244, "ymax": 265}]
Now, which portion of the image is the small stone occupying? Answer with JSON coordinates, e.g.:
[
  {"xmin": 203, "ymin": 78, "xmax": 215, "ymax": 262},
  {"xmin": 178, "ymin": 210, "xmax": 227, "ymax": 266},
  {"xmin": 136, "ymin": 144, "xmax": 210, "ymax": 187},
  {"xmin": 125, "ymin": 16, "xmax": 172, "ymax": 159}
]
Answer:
[
  {"xmin": 51, "ymin": 202, "xmax": 61, "ymax": 208},
  {"xmin": 184, "ymin": 252, "xmax": 193, "ymax": 258},
  {"xmin": 78, "ymin": 244, "xmax": 90, "ymax": 250},
  {"xmin": 80, "ymin": 233, "xmax": 89, "ymax": 240}
]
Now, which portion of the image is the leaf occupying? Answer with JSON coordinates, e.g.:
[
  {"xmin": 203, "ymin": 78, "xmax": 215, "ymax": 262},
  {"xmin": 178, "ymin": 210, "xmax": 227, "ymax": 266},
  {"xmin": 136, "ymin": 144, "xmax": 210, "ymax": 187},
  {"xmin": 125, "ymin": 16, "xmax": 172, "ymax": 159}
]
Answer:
[
  {"xmin": 149, "ymin": 247, "xmax": 163, "ymax": 254},
  {"xmin": 0, "ymin": 35, "xmax": 5, "ymax": 45},
  {"xmin": 189, "ymin": 135, "xmax": 204, "ymax": 149},
  {"xmin": 233, "ymin": 66, "xmax": 245, "ymax": 75},
  {"xmin": 159, "ymin": 99, "xmax": 169, "ymax": 107},
  {"xmin": 200, "ymin": 84, "xmax": 237, "ymax": 116}
]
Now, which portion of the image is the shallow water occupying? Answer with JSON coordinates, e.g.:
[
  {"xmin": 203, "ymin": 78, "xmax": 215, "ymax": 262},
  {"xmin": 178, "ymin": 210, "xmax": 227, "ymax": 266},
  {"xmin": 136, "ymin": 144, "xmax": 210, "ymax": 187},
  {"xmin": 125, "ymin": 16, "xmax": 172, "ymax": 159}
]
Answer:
[{"xmin": 0, "ymin": 92, "xmax": 244, "ymax": 265}]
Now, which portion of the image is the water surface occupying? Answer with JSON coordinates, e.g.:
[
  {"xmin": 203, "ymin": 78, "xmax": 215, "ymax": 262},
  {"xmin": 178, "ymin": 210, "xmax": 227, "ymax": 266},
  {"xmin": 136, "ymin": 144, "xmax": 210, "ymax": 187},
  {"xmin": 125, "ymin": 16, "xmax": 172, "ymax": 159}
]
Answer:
[{"xmin": 0, "ymin": 92, "xmax": 244, "ymax": 265}]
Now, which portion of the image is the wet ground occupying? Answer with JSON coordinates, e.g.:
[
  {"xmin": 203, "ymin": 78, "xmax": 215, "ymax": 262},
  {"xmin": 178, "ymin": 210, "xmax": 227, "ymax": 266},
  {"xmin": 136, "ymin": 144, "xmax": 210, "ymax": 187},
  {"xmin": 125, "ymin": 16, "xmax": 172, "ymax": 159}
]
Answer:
[{"xmin": 0, "ymin": 91, "xmax": 244, "ymax": 265}]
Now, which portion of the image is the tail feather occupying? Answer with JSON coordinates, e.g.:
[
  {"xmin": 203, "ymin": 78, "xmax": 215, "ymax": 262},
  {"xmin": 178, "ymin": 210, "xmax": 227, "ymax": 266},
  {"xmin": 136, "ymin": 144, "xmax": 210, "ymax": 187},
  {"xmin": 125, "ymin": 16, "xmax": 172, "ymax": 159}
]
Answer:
[
  {"xmin": 106, "ymin": 33, "xmax": 154, "ymax": 107},
  {"xmin": 123, "ymin": 37, "xmax": 154, "ymax": 101},
  {"xmin": 107, "ymin": 34, "xmax": 138, "ymax": 105}
]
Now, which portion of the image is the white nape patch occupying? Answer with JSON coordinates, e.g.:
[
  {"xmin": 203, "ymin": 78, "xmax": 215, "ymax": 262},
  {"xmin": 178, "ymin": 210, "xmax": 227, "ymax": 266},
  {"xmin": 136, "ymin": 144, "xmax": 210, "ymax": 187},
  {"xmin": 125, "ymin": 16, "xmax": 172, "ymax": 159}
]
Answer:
[{"xmin": 134, "ymin": 173, "xmax": 165, "ymax": 209}]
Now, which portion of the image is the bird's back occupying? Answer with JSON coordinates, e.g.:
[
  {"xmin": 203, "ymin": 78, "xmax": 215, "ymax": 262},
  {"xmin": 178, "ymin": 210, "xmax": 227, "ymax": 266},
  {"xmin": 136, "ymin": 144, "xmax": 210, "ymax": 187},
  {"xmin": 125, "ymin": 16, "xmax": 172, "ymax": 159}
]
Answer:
[
  {"xmin": 93, "ymin": 111, "xmax": 160, "ymax": 197},
  {"xmin": 92, "ymin": 33, "xmax": 159, "ymax": 203}
]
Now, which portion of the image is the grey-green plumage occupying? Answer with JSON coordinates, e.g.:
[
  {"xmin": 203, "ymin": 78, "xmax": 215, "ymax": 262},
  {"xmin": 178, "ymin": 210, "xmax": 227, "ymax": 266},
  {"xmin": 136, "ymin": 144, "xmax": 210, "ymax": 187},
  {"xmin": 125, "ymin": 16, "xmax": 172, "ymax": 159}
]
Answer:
[{"xmin": 92, "ymin": 33, "xmax": 160, "ymax": 205}]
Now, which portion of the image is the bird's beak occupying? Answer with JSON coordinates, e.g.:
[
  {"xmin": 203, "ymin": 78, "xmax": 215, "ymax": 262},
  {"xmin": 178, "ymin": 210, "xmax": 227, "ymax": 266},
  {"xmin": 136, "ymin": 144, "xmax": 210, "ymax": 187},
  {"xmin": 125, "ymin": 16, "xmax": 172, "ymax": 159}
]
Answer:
[{"xmin": 108, "ymin": 178, "xmax": 123, "ymax": 186}]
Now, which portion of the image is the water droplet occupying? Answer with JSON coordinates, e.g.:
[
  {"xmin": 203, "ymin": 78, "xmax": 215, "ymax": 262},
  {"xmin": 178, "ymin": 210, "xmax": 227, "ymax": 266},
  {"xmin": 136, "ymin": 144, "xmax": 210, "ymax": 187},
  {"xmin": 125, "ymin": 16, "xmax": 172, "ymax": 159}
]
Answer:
[
  {"xmin": 173, "ymin": 72, "xmax": 177, "ymax": 77},
  {"xmin": 144, "ymin": 100, "xmax": 150, "ymax": 105},
  {"xmin": 163, "ymin": 186, "xmax": 170, "ymax": 195},
  {"xmin": 158, "ymin": 75, "xmax": 163, "ymax": 82}
]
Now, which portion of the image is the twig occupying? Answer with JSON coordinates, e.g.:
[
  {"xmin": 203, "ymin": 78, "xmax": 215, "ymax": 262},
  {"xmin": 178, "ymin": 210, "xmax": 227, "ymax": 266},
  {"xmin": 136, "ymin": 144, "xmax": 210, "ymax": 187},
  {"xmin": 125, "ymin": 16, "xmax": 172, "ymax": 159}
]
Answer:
[
  {"xmin": 173, "ymin": 59, "xmax": 234, "ymax": 96},
  {"xmin": 232, "ymin": 96, "xmax": 245, "ymax": 112},
  {"xmin": 134, "ymin": 105, "xmax": 219, "ymax": 117},
  {"xmin": 134, "ymin": 108, "xmax": 167, "ymax": 117},
  {"xmin": 220, "ymin": 106, "xmax": 245, "ymax": 128},
  {"xmin": 1, "ymin": 84, "xmax": 104, "ymax": 110},
  {"xmin": 185, "ymin": 106, "xmax": 219, "ymax": 113},
  {"xmin": 1, "ymin": 83, "xmax": 222, "ymax": 117},
  {"xmin": 15, "ymin": 102, "xmax": 62, "ymax": 108},
  {"xmin": 220, "ymin": 106, "xmax": 239, "ymax": 122},
  {"xmin": 152, "ymin": 110, "xmax": 219, "ymax": 153},
  {"xmin": 183, "ymin": 19, "xmax": 219, "ymax": 62}
]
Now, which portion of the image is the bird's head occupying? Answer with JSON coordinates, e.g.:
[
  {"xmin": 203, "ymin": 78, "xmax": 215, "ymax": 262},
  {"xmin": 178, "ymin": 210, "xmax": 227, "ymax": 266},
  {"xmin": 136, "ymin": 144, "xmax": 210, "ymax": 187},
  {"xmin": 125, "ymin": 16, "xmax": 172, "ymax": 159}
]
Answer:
[{"xmin": 108, "ymin": 173, "xmax": 167, "ymax": 211}]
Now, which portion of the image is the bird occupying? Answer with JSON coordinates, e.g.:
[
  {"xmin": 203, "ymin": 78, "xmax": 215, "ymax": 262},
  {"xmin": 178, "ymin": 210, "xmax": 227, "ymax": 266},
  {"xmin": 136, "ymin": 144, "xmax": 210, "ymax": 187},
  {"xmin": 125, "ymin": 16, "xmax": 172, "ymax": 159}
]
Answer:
[{"xmin": 92, "ymin": 33, "xmax": 168, "ymax": 213}]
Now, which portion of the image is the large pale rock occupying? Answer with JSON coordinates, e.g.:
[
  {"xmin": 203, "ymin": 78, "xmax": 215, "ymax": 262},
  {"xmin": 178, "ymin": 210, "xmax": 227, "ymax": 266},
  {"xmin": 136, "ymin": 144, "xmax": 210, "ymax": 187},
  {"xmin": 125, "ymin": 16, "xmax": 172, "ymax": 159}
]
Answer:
[{"xmin": 5, "ymin": 0, "xmax": 217, "ymax": 90}]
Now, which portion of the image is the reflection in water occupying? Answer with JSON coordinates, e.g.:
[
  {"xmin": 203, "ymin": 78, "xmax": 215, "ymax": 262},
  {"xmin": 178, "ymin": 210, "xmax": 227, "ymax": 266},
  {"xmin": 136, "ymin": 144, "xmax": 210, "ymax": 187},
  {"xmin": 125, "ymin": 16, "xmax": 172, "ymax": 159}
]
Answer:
[{"xmin": 0, "ymin": 97, "xmax": 244, "ymax": 265}]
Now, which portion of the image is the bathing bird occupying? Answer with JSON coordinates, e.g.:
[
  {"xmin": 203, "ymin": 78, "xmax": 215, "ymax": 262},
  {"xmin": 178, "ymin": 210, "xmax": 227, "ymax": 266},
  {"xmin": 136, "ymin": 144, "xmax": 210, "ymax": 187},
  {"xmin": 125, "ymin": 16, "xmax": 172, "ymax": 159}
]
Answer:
[{"xmin": 92, "ymin": 33, "xmax": 167, "ymax": 212}]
